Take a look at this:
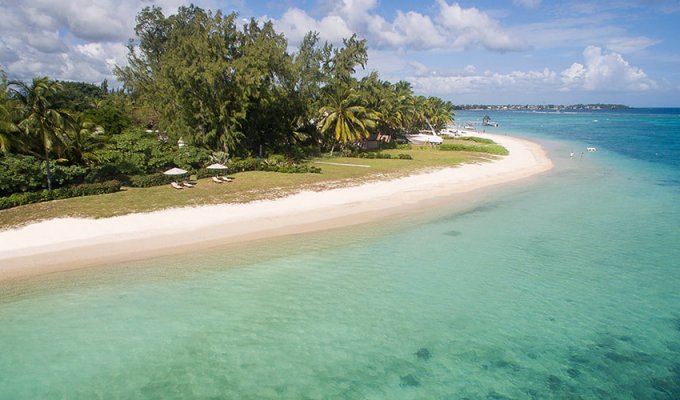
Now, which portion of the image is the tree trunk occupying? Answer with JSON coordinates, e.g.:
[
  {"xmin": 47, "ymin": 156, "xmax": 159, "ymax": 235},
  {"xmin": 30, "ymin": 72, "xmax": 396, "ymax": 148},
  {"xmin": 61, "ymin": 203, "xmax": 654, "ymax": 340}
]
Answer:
[
  {"xmin": 425, "ymin": 117, "xmax": 436, "ymax": 135},
  {"xmin": 44, "ymin": 148, "xmax": 52, "ymax": 196}
]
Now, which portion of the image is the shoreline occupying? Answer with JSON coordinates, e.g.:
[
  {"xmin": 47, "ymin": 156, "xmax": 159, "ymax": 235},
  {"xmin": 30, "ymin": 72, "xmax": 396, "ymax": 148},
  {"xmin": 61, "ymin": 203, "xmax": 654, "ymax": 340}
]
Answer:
[{"xmin": 0, "ymin": 132, "xmax": 553, "ymax": 282}]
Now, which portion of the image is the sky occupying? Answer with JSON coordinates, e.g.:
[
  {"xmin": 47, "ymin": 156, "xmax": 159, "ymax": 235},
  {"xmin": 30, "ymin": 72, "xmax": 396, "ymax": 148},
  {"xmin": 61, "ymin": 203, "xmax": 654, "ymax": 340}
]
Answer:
[{"xmin": 1, "ymin": 0, "xmax": 679, "ymax": 106}]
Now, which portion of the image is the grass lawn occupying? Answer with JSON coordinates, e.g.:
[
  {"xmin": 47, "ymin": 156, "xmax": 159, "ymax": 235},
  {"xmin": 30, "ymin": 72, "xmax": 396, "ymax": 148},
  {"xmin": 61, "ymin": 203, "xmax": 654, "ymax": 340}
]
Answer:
[{"xmin": 0, "ymin": 139, "xmax": 503, "ymax": 229}]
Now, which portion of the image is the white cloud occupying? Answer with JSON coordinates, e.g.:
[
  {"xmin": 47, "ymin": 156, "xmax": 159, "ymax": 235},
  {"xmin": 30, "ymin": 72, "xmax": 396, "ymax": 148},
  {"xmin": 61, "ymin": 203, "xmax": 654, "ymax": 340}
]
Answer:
[
  {"xmin": 408, "ymin": 46, "xmax": 655, "ymax": 96},
  {"xmin": 393, "ymin": 11, "xmax": 446, "ymax": 50},
  {"xmin": 435, "ymin": 0, "xmax": 527, "ymax": 52},
  {"xmin": 560, "ymin": 46, "xmax": 656, "ymax": 90},
  {"xmin": 271, "ymin": 0, "xmax": 523, "ymax": 53},
  {"xmin": 275, "ymin": 8, "xmax": 353, "ymax": 45},
  {"xmin": 410, "ymin": 67, "xmax": 557, "ymax": 95}
]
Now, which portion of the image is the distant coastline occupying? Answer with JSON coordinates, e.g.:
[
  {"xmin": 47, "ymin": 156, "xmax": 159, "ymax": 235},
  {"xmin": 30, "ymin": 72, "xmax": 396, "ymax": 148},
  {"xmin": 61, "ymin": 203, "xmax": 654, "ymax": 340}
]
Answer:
[{"xmin": 454, "ymin": 103, "xmax": 630, "ymax": 111}]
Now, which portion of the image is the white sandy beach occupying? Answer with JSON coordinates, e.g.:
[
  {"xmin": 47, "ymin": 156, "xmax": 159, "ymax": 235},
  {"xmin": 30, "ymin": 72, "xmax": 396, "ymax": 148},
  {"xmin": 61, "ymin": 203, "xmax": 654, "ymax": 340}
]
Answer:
[{"xmin": 0, "ymin": 132, "xmax": 553, "ymax": 281}]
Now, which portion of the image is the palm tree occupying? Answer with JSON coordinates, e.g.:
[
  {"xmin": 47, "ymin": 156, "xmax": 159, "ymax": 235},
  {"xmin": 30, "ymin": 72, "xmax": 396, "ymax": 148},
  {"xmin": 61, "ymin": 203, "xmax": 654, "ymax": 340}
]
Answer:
[
  {"xmin": 426, "ymin": 97, "xmax": 456, "ymax": 131},
  {"xmin": 0, "ymin": 98, "xmax": 20, "ymax": 154},
  {"xmin": 10, "ymin": 77, "xmax": 71, "ymax": 194},
  {"xmin": 62, "ymin": 115, "xmax": 104, "ymax": 166},
  {"xmin": 0, "ymin": 80, "xmax": 21, "ymax": 153},
  {"xmin": 317, "ymin": 88, "xmax": 378, "ymax": 155}
]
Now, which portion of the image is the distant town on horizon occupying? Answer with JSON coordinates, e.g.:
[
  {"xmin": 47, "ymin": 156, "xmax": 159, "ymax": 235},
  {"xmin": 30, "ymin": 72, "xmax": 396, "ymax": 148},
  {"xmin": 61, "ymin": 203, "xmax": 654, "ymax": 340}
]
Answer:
[{"xmin": 454, "ymin": 104, "xmax": 630, "ymax": 111}]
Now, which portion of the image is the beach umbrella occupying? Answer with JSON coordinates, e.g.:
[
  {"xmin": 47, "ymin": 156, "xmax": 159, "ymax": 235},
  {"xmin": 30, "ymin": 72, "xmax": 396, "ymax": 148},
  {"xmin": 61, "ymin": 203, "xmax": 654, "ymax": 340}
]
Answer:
[
  {"xmin": 163, "ymin": 167, "xmax": 189, "ymax": 176},
  {"xmin": 206, "ymin": 163, "xmax": 229, "ymax": 178},
  {"xmin": 206, "ymin": 163, "xmax": 228, "ymax": 170}
]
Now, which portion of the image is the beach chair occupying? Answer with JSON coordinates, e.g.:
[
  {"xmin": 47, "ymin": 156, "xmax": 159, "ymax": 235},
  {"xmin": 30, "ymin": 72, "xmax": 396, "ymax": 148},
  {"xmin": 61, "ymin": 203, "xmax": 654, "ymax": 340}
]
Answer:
[
  {"xmin": 212, "ymin": 176, "xmax": 224, "ymax": 184},
  {"xmin": 171, "ymin": 182, "xmax": 184, "ymax": 189},
  {"xmin": 182, "ymin": 181, "xmax": 195, "ymax": 188},
  {"xmin": 221, "ymin": 176, "xmax": 233, "ymax": 182}
]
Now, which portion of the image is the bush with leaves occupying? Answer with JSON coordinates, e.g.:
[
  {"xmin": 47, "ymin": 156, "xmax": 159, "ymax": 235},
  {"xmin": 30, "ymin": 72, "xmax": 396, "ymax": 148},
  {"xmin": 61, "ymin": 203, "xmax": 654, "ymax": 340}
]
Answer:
[
  {"xmin": 129, "ymin": 173, "xmax": 177, "ymax": 188},
  {"xmin": 0, "ymin": 155, "xmax": 47, "ymax": 196},
  {"xmin": 438, "ymin": 143, "xmax": 508, "ymax": 155},
  {"xmin": 0, "ymin": 155, "xmax": 88, "ymax": 196},
  {"xmin": 0, "ymin": 180, "xmax": 122, "ymax": 210}
]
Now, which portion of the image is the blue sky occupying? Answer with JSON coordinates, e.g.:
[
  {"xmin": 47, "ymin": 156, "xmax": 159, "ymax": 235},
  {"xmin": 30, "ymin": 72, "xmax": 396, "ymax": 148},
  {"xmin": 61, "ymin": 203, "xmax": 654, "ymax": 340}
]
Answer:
[{"xmin": 1, "ymin": 0, "xmax": 679, "ymax": 106}]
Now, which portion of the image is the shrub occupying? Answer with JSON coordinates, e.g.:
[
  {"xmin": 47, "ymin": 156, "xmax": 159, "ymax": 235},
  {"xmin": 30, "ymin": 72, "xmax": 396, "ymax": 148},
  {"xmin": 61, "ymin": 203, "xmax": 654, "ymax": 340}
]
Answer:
[
  {"xmin": 129, "ymin": 173, "xmax": 176, "ymax": 188},
  {"xmin": 461, "ymin": 136, "xmax": 495, "ymax": 144},
  {"xmin": 439, "ymin": 143, "xmax": 508, "ymax": 155},
  {"xmin": 352, "ymin": 152, "xmax": 392, "ymax": 159},
  {"xmin": 398, "ymin": 153, "xmax": 413, "ymax": 160},
  {"xmin": 0, "ymin": 155, "xmax": 88, "ymax": 196},
  {"xmin": 85, "ymin": 162, "xmax": 134, "ymax": 185},
  {"xmin": 0, "ymin": 180, "xmax": 122, "ymax": 210},
  {"xmin": 225, "ymin": 157, "xmax": 320, "ymax": 174},
  {"xmin": 229, "ymin": 157, "xmax": 262, "ymax": 172},
  {"xmin": 0, "ymin": 155, "xmax": 46, "ymax": 196}
]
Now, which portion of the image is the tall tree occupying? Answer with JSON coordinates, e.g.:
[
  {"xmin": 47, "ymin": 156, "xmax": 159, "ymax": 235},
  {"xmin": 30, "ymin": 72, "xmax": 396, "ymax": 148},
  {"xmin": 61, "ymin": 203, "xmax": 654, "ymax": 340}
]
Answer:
[
  {"xmin": 116, "ymin": 6, "xmax": 249, "ymax": 153},
  {"xmin": 10, "ymin": 77, "xmax": 71, "ymax": 194}
]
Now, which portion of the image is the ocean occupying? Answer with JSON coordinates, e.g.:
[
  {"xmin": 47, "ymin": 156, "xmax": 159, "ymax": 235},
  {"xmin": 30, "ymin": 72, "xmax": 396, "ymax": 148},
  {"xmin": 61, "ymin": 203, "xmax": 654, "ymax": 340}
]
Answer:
[{"xmin": 1, "ymin": 109, "xmax": 679, "ymax": 399}]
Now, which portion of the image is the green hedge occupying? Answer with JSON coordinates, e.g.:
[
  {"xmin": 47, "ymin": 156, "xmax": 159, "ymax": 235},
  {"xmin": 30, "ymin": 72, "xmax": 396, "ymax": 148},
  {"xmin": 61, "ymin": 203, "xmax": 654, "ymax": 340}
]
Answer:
[
  {"xmin": 0, "ymin": 180, "xmax": 122, "ymax": 210},
  {"xmin": 438, "ymin": 143, "xmax": 509, "ymax": 155},
  {"xmin": 460, "ymin": 136, "xmax": 495, "ymax": 144},
  {"xmin": 222, "ymin": 158, "xmax": 322, "ymax": 174},
  {"xmin": 129, "ymin": 173, "xmax": 177, "ymax": 188},
  {"xmin": 343, "ymin": 151, "xmax": 413, "ymax": 160}
]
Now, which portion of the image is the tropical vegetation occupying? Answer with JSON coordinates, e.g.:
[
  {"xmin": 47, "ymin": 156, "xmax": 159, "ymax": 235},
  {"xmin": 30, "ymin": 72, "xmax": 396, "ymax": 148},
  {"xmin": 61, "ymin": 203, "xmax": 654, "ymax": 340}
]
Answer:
[{"xmin": 0, "ymin": 5, "xmax": 459, "ymax": 210}]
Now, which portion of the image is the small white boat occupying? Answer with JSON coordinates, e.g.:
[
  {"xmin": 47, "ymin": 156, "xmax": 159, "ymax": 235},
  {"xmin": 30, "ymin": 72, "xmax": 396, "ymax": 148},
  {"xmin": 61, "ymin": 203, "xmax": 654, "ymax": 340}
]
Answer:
[
  {"xmin": 587, "ymin": 147, "xmax": 597, "ymax": 152},
  {"xmin": 405, "ymin": 131, "xmax": 444, "ymax": 145}
]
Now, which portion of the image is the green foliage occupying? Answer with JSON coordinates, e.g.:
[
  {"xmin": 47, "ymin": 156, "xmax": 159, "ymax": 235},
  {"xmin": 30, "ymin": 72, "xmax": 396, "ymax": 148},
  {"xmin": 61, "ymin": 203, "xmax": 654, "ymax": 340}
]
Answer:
[
  {"xmin": 9, "ymin": 77, "xmax": 73, "ymax": 193},
  {"xmin": 90, "ymin": 95, "xmax": 133, "ymax": 135},
  {"xmin": 97, "ymin": 129, "xmax": 175, "ymax": 174},
  {"xmin": 129, "ymin": 173, "xmax": 176, "ymax": 188},
  {"xmin": 398, "ymin": 153, "xmax": 413, "ymax": 160},
  {"xmin": 225, "ymin": 157, "xmax": 320, "ymax": 174},
  {"xmin": 174, "ymin": 146, "xmax": 210, "ymax": 171},
  {"xmin": 317, "ymin": 87, "xmax": 378, "ymax": 144},
  {"xmin": 352, "ymin": 152, "xmax": 392, "ymax": 159},
  {"xmin": 85, "ymin": 162, "xmax": 135, "ymax": 184},
  {"xmin": 0, "ymin": 154, "xmax": 88, "ymax": 196},
  {"xmin": 0, "ymin": 180, "xmax": 122, "ymax": 210},
  {"xmin": 0, "ymin": 155, "xmax": 46, "ymax": 196},
  {"xmin": 48, "ymin": 81, "xmax": 104, "ymax": 113},
  {"xmin": 438, "ymin": 143, "xmax": 509, "ymax": 155},
  {"xmin": 460, "ymin": 136, "xmax": 495, "ymax": 144}
]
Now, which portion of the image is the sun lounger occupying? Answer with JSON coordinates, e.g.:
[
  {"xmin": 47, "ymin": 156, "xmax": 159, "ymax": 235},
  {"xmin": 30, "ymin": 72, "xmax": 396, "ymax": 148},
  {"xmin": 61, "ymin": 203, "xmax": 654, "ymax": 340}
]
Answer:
[
  {"xmin": 182, "ymin": 181, "xmax": 194, "ymax": 188},
  {"xmin": 171, "ymin": 182, "xmax": 184, "ymax": 189},
  {"xmin": 221, "ymin": 176, "xmax": 233, "ymax": 182},
  {"xmin": 212, "ymin": 176, "xmax": 224, "ymax": 183}
]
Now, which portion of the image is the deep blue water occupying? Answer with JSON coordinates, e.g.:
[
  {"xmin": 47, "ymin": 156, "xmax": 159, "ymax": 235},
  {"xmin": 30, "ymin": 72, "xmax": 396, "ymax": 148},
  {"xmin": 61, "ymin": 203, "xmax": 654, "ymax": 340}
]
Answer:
[
  {"xmin": 457, "ymin": 108, "xmax": 680, "ymax": 170},
  {"xmin": 1, "ymin": 109, "xmax": 679, "ymax": 399}
]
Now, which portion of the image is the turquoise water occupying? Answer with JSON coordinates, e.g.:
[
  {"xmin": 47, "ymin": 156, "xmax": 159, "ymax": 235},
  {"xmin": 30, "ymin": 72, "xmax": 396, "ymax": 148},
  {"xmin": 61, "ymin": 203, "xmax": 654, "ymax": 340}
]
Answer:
[{"xmin": 2, "ymin": 110, "xmax": 680, "ymax": 399}]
